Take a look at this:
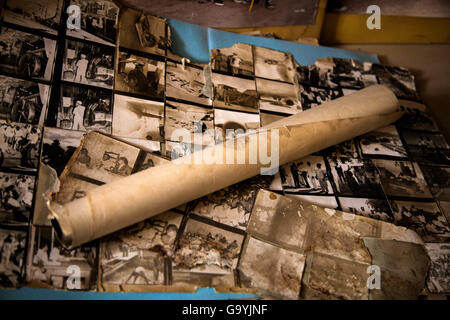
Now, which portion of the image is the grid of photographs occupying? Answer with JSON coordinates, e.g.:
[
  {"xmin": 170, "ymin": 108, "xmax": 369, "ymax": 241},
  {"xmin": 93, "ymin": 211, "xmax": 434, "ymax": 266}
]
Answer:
[{"xmin": 0, "ymin": 1, "xmax": 448, "ymax": 296}]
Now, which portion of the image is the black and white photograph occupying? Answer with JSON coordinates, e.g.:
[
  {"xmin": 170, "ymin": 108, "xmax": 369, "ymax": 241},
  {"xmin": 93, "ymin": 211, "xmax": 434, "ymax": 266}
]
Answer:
[
  {"xmin": 256, "ymin": 78, "xmax": 301, "ymax": 115},
  {"xmin": 373, "ymin": 159, "xmax": 432, "ymax": 198},
  {"xmin": 2, "ymin": 0, "xmax": 63, "ymax": 35},
  {"xmin": 389, "ymin": 200, "xmax": 450, "ymax": 242},
  {"xmin": 397, "ymin": 100, "xmax": 439, "ymax": 132},
  {"xmin": 371, "ymin": 64, "xmax": 420, "ymax": 101},
  {"xmin": 192, "ymin": 175, "xmax": 274, "ymax": 230},
  {"xmin": 212, "ymin": 72, "xmax": 258, "ymax": 113},
  {"xmin": 324, "ymin": 139, "xmax": 360, "ymax": 158},
  {"xmin": 0, "ymin": 228, "xmax": 27, "ymax": 287},
  {"xmin": 166, "ymin": 61, "xmax": 211, "ymax": 105},
  {"xmin": 420, "ymin": 165, "xmax": 450, "ymax": 201},
  {"xmin": 57, "ymin": 84, "xmax": 113, "ymax": 133},
  {"xmin": 238, "ymin": 236, "xmax": 305, "ymax": 299},
  {"xmin": 164, "ymin": 101, "xmax": 214, "ymax": 146},
  {"xmin": 69, "ymin": 131, "xmax": 141, "ymax": 184},
  {"xmin": 67, "ymin": 0, "xmax": 119, "ymax": 46},
  {"xmin": 53, "ymin": 175, "xmax": 98, "ymax": 206},
  {"xmin": 0, "ymin": 75, "xmax": 50, "ymax": 126},
  {"xmin": 247, "ymin": 190, "xmax": 308, "ymax": 251},
  {"xmin": 280, "ymin": 156, "xmax": 333, "ymax": 194},
  {"xmin": 214, "ymin": 108, "xmax": 260, "ymax": 142},
  {"xmin": 0, "ymin": 27, "xmax": 57, "ymax": 81},
  {"xmin": 296, "ymin": 64, "xmax": 334, "ymax": 88},
  {"xmin": 0, "ymin": 172, "xmax": 35, "ymax": 228},
  {"xmin": 41, "ymin": 127, "xmax": 85, "ymax": 175},
  {"xmin": 358, "ymin": 125, "xmax": 408, "ymax": 158},
  {"xmin": 62, "ymin": 39, "xmax": 114, "ymax": 89},
  {"xmin": 119, "ymin": 9, "xmax": 167, "ymax": 56},
  {"xmin": 173, "ymin": 217, "xmax": 244, "ymax": 274},
  {"xmin": 285, "ymin": 194, "xmax": 339, "ymax": 209},
  {"xmin": 27, "ymin": 226, "xmax": 98, "ymax": 290},
  {"xmin": 118, "ymin": 136, "xmax": 161, "ymax": 154},
  {"xmin": 298, "ymin": 84, "xmax": 342, "ymax": 111},
  {"xmin": 327, "ymin": 157, "xmax": 384, "ymax": 197},
  {"xmin": 170, "ymin": 268, "xmax": 236, "ymax": 288},
  {"xmin": 401, "ymin": 130, "xmax": 450, "ymax": 165},
  {"xmin": 112, "ymin": 94, "xmax": 164, "ymax": 142},
  {"xmin": 425, "ymin": 243, "xmax": 450, "ymax": 294},
  {"xmin": 253, "ymin": 46, "xmax": 295, "ymax": 83},
  {"xmin": 0, "ymin": 120, "xmax": 41, "ymax": 171},
  {"xmin": 328, "ymin": 58, "xmax": 378, "ymax": 89},
  {"xmin": 210, "ymin": 43, "xmax": 253, "ymax": 77},
  {"xmin": 439, "ymin": 201, "xmax": 450, "ymax": 225},
  {"xmin": 339, "ymin": 197, "xmax": 394, "ymax": 223},
  {"xmin": 164, "ymin": 140, "xmax": 200, "ymax": 160},
  {"xmin": 116, "ymin": 51, "xmax": 165, "ymax": 100}
]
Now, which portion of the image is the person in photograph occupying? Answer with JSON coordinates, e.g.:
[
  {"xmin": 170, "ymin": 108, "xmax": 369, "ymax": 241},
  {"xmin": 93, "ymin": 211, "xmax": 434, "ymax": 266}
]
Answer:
[
  {"xmin": 75, "ymin": 54, "xmax": 89, "ymax": 83},
  {"xmin": 315, "ymin": 163, "xmax": 329, "ymax": 193},
  {"xmin": 228, "ymin": 53, "xmax": 242, "ymax": 74},
  {"xmin": 72, "ymin": 100, "xmax": 86, "ymax": 131}
]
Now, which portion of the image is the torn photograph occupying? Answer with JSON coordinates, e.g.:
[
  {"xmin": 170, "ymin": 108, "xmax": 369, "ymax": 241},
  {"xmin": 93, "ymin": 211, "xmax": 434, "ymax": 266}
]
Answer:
[
  {"xmin": 41, "ymin": 127, "xmax": 85, "ymax": 175},
  {"xmin": 53, "ymin": 175, "xmax": 98, "ymax": 206},
  {"xmin": 57, "ymin": 84, "xmax": 112, "ymax": 134},
  {"xmin": 192, "ymin": 175, "xmax": 274, "ymax": 230},
  {"xmin": 358, "ymin": 125, "xmax": 408, "ymax": 158},
  {"xmin": 420, "ymin": 165, "xmax": 450, "ymax": 201},
  {"xmin": 279, "ymin": 156, "xmax": 333, "ymax": 194},
  {"xmin": 239, "ymin": 236, "xmax": 305, "ymax": 300},
  {"xmin": 371, "ymin": 64, "xmax": 420, "ymax": 101},
  {"xmin": 173, "ymin": 218, "xmax": 244, "ymax": 274},
  {"xmin": 112, "ymin": 94, "xmax": 164, "ymax": 142},
  {"xmin": 210, "ymin": 43, "xmax": 253, "ymax": 77},
  {"xmin": 327, "ymin": 157, "xmax": 384, "ymax": 197},
  {"xmin": 214, "ymin": 108, "xmax": 260, "ymax": 142},
  {"xmin": 116, "ymin": 51, "xmax": 165, "ymax": 100},
  {"xmin": 298, "ymin": 84, "xmax": 342, "ymax": 111},
  {"xmin": 285, "ymin": 194, "xmax": 339, "ymax": 209},
  {"xmin": 27, "ymin": 226, "xmax": 98, "ymax": 290},
  {"xmin": 164, "ymin": 140, "xmax": 199, "ymax": 159},
  {"xmin": 0, "ymin": 27, "xmax": 57, "ymax": 81},
  {"xmin": 397, "ymin": 100, "xmax": 439, "ymax": 132},
  {"xmin": 329, "ymin": 58, "xmax": 378, "ymax": 89},
  {"xmin": 339, "ymin": 197, "xmax": 394, "ymax": 223},
  {"xmin": 296, "ymin": 64, "xmax": 334, "ymax": 88},
  {"xmin": 171, "ymin": 268, "xmax": 236, "ymax": 289},
  {"xmin": 119, "ymin": 9, "xmax": 167, "ymax": 56},
  {"xmin": 211, "ymin": 72, "xmax": 258, "ymax": 113},
  {"xmin": 67, "ymin": 0, "xmax": 119, "ymax": 46},
  {"xmin": 0, "ymin": 228, "xmax": 27, "ymax": 287},
  {"xmin": 0, "ymin": 75, "xmax": 50, "ymax": 126},
  {"xmin": 256, "ymin": 78, "xmax": 301, "ymax": 115},
  {"xmin": 259, "ymin": 112, "xmax": 286, "ymax": 127},
  {"xmin": 247, "ymin": 190, "xmax": 308, "ymax": 251},
  {"xmin": 62, "ymin": 39, "xmax": 114, "ymax": 89},
  {"xmin": 165, "ymin": 101, "xmax": 214, "ymax": 145},
  {"xmin": 70, "ymin": 132, "xmax": 141, "ymax": 184},
  {"xmin": 401, "ymin": 130, "xmax": 450, "ymax": 165},
  {"xmin": 166, "ymin": 61, "xmax": 211, "ymax": 105},
  {"xmin": 389, "ymin": 200, "xmax": 450, "ymax": 242},
  {"xmin": 373, "ymin": 159, "xmax": 432, "ymax": 198},
  {"xmin": 253, "ymin": 46, "xmax": 295, "ymax": 83},
  {"xmin": 0, "ymin": 172, "xmax": 35, "ymax": 228},
  {"xmin": 2, "ymin": 0, "xmax": 63, "ymax": 35},
  {"xmin": 425, "ymin": 243, "xmax": 450, "ymax": 294},
  {"xmin": 0, "ymin": 120, "xmax": 41, "ymax": 171}
]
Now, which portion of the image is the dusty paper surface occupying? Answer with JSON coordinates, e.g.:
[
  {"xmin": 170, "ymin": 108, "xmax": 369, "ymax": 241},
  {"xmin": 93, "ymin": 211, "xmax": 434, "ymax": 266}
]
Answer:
[{"xmin": 49, "ymin": 85, "xmax": 402, "ymax": 249}]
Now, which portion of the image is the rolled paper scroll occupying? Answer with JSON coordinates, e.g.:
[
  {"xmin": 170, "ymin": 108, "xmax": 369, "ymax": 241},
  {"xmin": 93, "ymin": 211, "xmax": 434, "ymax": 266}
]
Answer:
[{"xmin": 50, "ymin": 85, "xmax": 403, "ymax": 248}]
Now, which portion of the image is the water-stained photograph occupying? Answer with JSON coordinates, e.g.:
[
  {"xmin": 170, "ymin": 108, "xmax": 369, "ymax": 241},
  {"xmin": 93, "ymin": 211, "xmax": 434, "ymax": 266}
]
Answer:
[{"xmin": 256, "ymin": 78, "xmax": 301, "ymax": 115}]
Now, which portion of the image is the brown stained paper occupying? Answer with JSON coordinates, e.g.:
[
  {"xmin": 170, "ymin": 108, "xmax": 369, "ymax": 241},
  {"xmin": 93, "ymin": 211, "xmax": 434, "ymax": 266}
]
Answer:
[{"xmin": 49, "ymin": 85, "xmax": 403, "ymax": 249}]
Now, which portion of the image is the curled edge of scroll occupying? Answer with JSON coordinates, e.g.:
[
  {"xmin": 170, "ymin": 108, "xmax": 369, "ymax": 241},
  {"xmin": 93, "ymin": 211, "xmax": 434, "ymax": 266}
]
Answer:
[{"xmin": 48, "ymin": 85, "xmax": 403, "ymax": 249}]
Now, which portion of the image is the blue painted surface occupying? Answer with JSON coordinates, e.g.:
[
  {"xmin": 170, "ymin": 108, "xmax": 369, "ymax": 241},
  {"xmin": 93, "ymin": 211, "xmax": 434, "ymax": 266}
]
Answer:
[
  {"xmin": 0, "ymin": 287, "xmax": 258, "ymax": 300},
  {"xmin": 168, "ymin": 18, "xmax": 379, "ymax": 66}
]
